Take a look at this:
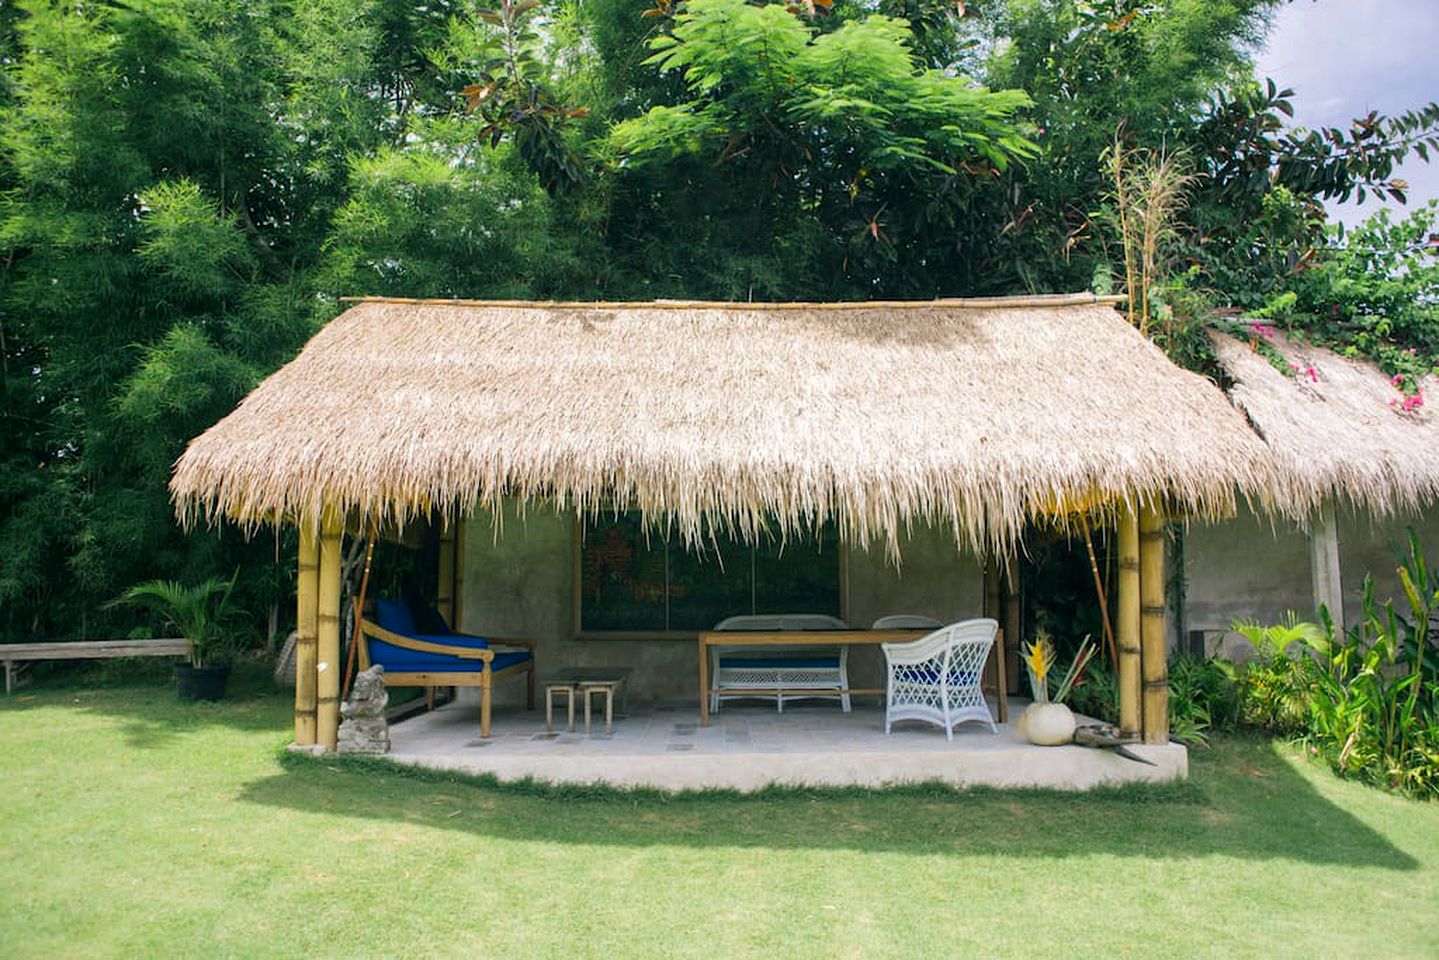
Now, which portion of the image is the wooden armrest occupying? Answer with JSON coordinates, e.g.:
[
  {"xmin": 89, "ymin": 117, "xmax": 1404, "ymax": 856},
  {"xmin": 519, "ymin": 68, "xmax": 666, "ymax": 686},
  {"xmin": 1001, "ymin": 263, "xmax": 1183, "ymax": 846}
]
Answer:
[{"xmin": 359, "ymin": 619, "xmax": 494, "ymax": 662}]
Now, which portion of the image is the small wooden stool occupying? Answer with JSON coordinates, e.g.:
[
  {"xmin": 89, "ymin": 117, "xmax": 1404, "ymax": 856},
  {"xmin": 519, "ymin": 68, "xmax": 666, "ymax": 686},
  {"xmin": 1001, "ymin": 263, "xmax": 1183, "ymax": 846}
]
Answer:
[
  {"xmin": 544, "ymin": 682, "xmax": 580, "ymax": 733},
  {"xmin": 543, "ymin": 667, "xmax": 633, "ymax": 735}
]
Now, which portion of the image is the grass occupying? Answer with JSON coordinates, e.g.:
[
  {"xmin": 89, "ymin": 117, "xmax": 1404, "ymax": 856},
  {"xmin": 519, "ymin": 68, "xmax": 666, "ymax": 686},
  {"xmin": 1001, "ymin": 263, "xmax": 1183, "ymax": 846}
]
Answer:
[{"xmin": 3, "ymin": 665, "xmax": 1438, "ymax": 958}]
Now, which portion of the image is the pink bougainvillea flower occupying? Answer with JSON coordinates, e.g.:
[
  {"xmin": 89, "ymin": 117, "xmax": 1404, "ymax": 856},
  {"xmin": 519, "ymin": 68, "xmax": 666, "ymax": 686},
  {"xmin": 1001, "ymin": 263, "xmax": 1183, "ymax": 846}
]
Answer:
[
  {"xmin": 1391, "ymin": 373, "xmax": 1406, "ymax": 388},
  {"xmin": 1305, "ymin": 366, "xmax": 1318, "ymax": 383},
  {"xmin": 1248, "ymin": 321, "xmax": 1277, "ymax": 341}
]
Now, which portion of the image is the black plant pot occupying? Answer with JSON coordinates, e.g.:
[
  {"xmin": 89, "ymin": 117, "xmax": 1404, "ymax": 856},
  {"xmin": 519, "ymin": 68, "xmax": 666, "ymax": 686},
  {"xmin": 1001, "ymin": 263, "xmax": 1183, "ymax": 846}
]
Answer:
[{"xmin": 176, "ymin": 663, "xmax": 231, "ymax": 701}]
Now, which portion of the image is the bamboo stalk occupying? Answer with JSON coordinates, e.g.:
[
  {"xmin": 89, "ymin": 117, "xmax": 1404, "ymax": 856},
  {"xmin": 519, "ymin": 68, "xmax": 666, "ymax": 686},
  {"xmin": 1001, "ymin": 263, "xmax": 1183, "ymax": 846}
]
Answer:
[
  {"xmin": 341, "ymin": 534, "xmax": 376, "ymax": 702},
  {"xmin": 1139, "ymin": 502, "xmax": 1169, "ymax": 745},
  {"xmin": 1117, "ymin": 501, "xmax": 1141, "ymax": 739},
  {"xmin": 294, "ymin": 525, "xmax": 319, "ymax": 746},
  {"xmin": 1078, "ymin": 512, "xmax": 1118, "ymax": 668},
  {"xmin": 316, "ymin": 512, "xmax": 343, "ymax": 752}
]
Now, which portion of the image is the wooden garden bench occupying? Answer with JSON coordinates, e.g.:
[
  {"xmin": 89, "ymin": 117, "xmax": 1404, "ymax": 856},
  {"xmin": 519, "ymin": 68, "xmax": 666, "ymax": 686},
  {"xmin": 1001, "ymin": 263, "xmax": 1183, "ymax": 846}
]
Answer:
[{"xmin": 2, "ymin": 638, "xmax": 190, "ymax": 694}]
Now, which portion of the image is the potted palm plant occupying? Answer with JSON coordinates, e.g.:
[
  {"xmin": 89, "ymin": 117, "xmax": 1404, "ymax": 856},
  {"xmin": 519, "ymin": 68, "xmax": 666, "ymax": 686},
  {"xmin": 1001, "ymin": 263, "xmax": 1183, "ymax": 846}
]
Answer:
[{"xmin": 116, "ymin": 574, "xmax": 241, "ymax": 700}]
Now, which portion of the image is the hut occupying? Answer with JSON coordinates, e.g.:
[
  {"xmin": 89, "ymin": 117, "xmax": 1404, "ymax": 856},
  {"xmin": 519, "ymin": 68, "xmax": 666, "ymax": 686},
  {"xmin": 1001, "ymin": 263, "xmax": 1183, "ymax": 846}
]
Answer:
[
  {"xmin": 172, "ymin": 294, "xmax": 1274, "ymax": 766},
  {"xmin": 1180, "ymin": 330, "xmax": 1439, "ymax": 650}
]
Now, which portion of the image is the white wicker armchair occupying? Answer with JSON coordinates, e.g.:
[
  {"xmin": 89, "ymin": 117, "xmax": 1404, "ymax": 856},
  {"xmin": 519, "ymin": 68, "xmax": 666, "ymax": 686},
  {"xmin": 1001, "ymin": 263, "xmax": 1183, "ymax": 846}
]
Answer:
[{"xmin": 882, "ymin": 618, "xmax": 998, "ymax": 739}]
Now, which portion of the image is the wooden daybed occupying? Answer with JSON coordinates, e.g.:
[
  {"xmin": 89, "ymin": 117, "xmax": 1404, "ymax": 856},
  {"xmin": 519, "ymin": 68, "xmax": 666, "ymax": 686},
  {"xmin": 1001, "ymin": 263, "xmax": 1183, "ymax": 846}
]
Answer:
[{"xmin": 357, "ymin": 601, "xmax": 535, "ymax": 737}]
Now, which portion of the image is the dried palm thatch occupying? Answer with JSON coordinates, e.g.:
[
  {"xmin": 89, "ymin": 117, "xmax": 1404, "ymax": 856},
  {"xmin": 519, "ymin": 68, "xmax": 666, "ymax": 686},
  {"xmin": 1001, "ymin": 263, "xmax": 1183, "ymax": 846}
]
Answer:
[
  {"xmin": 171, "ymin": 295, "xmax": 1273, "ymax": 556},
  {"xmin": 1211, "ymin": 330, "xmax": 1439, "ymax": 516}
]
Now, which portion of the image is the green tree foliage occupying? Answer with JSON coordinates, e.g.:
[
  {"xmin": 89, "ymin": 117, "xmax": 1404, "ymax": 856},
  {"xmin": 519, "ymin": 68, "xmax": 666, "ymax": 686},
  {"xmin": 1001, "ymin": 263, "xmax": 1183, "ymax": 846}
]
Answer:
[
  {"xmin": 0, "ymin": 0, "xmax": 591, "ymax": 643},
  {"xmin": 2, "ymin": 0, "xmax": 1437, "ymax": 644},
  {"xmin": 604, "ymin": 0, "xmax": 1036, "ymax": 297},
  {"xmin": 1245, "ymin": 201, "xmax": 1439, "ymax": 392}
]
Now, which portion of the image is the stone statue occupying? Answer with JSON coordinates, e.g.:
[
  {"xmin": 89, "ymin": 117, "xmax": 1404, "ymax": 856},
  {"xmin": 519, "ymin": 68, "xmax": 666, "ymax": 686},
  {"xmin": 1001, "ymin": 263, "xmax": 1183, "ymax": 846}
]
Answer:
[{"xmin": 337, "ymin": 665, "xmax": 390, "ymax": 754}]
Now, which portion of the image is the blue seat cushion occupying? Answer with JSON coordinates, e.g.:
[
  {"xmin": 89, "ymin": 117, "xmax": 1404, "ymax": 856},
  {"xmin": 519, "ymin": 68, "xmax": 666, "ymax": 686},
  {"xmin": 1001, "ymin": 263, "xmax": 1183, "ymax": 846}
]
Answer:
[
  {"xmin": 369, "ymin": 630, "xmax": 499, "ymax": 671},
  {"xmin": 900, "ymin": 667, "xmax": 980, "ymax": 685},
  {"xmin": 379, "ymin": 650, "xmax": 533, "ymax": 674},
  {"xmin": 720, "ymin": 656, "xmax": 840, "ymax": 669},
  {"xmin": 375, "ymin": 598, "xmax": 417, "ymax": 634}
]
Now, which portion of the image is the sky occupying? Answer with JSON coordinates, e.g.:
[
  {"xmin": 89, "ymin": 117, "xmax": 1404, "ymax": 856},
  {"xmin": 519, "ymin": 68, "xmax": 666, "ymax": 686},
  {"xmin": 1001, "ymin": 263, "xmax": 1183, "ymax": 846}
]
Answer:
[{"xmin": 1253, "ymin": 0, "xmax": 1439, "ymax": 226}]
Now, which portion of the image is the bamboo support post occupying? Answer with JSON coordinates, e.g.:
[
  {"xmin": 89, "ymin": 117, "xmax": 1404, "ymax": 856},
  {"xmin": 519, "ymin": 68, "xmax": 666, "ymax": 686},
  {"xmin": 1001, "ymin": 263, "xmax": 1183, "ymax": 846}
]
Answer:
[
  {"xmin": 294, "ymin": 525, "xmax": 319, "ymax": 746},
  {"xmin": 316, "ymin": 512, "xmax": 343, "ymax": 752},
  {"xmin": 1117, "ymin": 503, "xmax": 1141, "ymax": 739},
  {"xmin": 1139, "ymin": 503, "xmax": 1168, "ymax": 745}
]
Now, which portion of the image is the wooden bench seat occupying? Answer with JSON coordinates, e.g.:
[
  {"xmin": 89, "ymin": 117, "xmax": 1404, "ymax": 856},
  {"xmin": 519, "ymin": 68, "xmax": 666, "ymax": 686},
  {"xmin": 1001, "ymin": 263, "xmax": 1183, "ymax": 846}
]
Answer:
[{"xmin": 3, "ymin": 638, "xmax": 190, "ymax": 694}]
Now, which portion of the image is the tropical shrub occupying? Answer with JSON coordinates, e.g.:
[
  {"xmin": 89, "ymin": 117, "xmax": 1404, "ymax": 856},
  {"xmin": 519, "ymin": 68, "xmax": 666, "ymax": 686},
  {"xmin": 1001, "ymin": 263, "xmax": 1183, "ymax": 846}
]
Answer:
[
  {"xmin": 1168, "ymin": 653, "xmax": 1242, "ymax": 746},
  {"xmin": 1228, "ymin": 614, "xmax": 1326, "ymax": 732},
  {"xmin": 1301, "ymin": 534, "xmax": 1439, "ymax": 797},
  {"xmin": 1231, "ymin": 530, "xmax": 1439, "ymax": 798}
]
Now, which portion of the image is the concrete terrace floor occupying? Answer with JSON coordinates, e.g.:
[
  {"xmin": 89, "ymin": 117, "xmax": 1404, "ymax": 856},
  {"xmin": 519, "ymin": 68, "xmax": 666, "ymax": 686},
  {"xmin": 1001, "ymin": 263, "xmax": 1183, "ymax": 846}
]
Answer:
[{"xmin": 384, "ymin": 695, "xmax": 1188, "ymax": 791}]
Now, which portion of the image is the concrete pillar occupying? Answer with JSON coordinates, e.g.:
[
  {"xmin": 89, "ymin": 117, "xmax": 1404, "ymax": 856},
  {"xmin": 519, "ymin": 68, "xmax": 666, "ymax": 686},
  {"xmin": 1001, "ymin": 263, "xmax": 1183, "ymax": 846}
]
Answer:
[{"xmin": 1309, "ymin": 498, "xmax": 1345, "ymax": 635}]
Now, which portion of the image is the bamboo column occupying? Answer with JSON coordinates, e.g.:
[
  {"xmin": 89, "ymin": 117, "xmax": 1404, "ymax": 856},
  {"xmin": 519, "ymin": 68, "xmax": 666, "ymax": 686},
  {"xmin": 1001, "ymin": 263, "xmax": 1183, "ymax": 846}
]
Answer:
[
  {"xmin": 294, "ymin": 525, "xmax": 319, "ymax": 746},
  {"xmin": 1116, "ymin": 502, "xmax": 1141, "ymax": 739},
  {"xmin": 316, "ymin": 511, "xmax": 343, "ymax": 752},
  {"xmin": 1139, "ymin": 502, "xmax": 1168, "ymax": 744},
  {"xmin": 437, "ymin": 520, "xmax": 456, "ymax": 629}
]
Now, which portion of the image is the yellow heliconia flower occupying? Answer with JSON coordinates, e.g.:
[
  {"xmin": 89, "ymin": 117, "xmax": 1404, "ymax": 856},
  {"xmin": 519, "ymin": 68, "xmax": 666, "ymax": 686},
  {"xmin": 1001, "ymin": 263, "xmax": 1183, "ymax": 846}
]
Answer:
[{"xmin": 1022, "ymin": 630, "xmax": 1056, "ymax": 688}]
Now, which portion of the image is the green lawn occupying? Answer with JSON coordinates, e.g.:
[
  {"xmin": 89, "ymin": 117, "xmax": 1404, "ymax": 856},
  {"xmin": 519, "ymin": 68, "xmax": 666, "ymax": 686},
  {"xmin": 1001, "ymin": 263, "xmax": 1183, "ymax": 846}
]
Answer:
[{"xmin": 2, "ymin": 667, "xmax": 1437, "ymax": 958}]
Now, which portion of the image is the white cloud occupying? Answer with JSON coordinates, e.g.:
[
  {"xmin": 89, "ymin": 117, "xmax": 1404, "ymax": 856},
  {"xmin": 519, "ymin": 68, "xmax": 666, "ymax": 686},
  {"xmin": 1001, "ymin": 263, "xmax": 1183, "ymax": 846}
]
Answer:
[{"xmin": 1254, "ymin": 0, "xmax": 1439, "ymax": 225}]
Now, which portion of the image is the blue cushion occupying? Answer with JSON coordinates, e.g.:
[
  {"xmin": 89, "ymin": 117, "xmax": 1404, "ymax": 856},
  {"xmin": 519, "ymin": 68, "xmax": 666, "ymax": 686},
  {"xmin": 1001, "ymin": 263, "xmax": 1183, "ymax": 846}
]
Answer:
[
  {"xmin": 369, "ymin": 631, "xmax": 488, "ymax": 668},
  {"xmin": 719, "ymin": 656, "xmax": 841, "ymax": 669},
  {"xmin": 377, "ymin": 650, "xmax": 533, "ymax": 674},
  {"xmin": 900, "ymin": 667, "xmax": 979, "ymax": 685},
  {"xmin": 375, "ymin": 599, "xmax": 416, "ymax": 634}
]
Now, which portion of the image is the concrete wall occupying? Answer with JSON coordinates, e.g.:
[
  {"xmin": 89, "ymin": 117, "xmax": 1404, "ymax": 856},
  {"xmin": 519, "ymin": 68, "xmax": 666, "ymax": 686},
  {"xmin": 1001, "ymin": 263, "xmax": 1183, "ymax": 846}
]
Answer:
[
  {"xmin": 459, "ymin": 499, "xmax": 984, "ymax": 702},
  {"xmin": 1183, "ymin": 501, "xmax": 1439, "ymax": 656}
]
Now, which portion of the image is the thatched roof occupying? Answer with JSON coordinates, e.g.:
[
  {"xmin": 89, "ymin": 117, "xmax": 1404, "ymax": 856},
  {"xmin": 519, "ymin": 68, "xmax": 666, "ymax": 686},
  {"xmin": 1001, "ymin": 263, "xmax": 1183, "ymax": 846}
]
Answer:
[
  {"xmin": 1211, "ymin": 329, "xmax": 1439, "ymax": 515},
  {"xmin": 171, "ymin": 294, "xmax": 1273, "ymax": 554}
]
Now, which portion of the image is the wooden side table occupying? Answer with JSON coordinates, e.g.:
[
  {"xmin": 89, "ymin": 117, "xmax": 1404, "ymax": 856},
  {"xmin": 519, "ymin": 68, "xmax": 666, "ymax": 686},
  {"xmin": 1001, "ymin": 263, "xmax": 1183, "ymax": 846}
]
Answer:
[{"xmin": 544, "ymin": 667, "xmax": 633, "ymax": 734}]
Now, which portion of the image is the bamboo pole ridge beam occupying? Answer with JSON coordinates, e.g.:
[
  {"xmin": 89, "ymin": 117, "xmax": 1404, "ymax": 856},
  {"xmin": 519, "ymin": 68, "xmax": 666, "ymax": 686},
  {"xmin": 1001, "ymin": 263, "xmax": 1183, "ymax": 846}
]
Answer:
[
  {"xmin": 316, "ymin": 513, "xmax": 344, "ymax": 752},
  {"xmin": 1139, "ymin": 503, "xmax": 1168, "ymax": 745},
  {"xmin": 294, "ymin": 525, "xmax": 319, "ymax": 746},
  {"xmin": 1117, "ymin": 503, "xmax": 1141, "ymax": 739}
]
